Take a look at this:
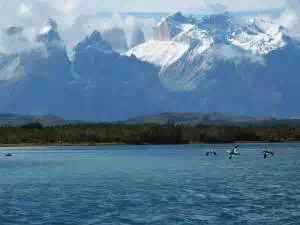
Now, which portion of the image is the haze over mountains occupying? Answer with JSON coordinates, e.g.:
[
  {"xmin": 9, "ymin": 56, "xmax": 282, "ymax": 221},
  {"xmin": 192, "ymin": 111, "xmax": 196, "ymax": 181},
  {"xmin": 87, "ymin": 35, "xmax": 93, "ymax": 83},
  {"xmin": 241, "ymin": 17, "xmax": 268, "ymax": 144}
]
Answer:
[{"xmin": 1, "ymin": 9, "xmax": 300, "ymax": 121}]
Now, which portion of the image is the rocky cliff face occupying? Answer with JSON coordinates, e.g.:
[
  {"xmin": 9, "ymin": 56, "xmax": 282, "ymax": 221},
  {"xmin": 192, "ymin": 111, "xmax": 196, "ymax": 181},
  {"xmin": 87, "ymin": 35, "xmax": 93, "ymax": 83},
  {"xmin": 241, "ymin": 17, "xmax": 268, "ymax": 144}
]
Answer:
[
  {"xmin": 102, "ymin": 27, "xmax": 129, "ymax": 53},
  {"xmin": 0, "ymin": 20, "xmax": 167, "ymax": 121},
  {"xmin": 2, "ymin": 12, "xmax": 300, "ymax": 120},
  {"xmin": 72, "ymin": 30, "xmax": 167, "ymax": 120},
  {"xmin": 153, "ymin": 12, "xmax": 190, "ymax": 41},
  {"xmin": 129, "ymin": 27, "xmax": 146, "ymax": 48},
  {"xmin": 128, "ymin": 12, "xmax": 300, "ymax": 117}
]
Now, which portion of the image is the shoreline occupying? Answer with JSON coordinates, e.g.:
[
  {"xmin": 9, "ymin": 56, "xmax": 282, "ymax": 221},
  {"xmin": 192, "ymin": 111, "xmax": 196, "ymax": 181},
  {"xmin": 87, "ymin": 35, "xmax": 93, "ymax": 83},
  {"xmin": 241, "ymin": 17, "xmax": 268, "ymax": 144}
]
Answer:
[
  {"xmin": 0, "ymin": 143, "xmax": 126, "ymax": 148},
  {"xmin": 0, "ymin": 141, "xmax": 296, "ymax": 148}
]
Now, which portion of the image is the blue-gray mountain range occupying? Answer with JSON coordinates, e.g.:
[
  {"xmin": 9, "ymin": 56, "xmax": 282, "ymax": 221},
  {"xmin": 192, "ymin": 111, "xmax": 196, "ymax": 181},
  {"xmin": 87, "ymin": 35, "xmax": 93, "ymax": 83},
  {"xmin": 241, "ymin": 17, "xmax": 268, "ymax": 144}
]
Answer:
[{"xmin": 1, "ymin": 12, "xmax": 300, "ymax": 121}]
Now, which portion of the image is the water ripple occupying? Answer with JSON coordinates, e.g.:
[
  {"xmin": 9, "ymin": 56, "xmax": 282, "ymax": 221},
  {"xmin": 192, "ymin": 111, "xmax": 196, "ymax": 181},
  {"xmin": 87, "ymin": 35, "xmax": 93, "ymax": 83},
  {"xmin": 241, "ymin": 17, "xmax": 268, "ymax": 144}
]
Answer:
[{"xmin": 0, "ymin": 143, "xmax": 300, "ymax": 224}]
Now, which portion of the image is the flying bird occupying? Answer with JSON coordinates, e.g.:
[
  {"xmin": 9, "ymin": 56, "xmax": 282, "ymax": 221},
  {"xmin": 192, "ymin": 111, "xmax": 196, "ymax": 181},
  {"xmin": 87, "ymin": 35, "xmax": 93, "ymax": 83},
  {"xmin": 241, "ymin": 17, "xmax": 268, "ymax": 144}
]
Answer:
[
  {"xmin": 228, "ymin": 145, "xmax": 240, "ymax": 159},
  {"xmin": 263, "ymin": 150, "xmax": 274, "ymax": 159},
  {"xmin": 206, "ymin": 149, "xmax": 217, "ymax": 156}
]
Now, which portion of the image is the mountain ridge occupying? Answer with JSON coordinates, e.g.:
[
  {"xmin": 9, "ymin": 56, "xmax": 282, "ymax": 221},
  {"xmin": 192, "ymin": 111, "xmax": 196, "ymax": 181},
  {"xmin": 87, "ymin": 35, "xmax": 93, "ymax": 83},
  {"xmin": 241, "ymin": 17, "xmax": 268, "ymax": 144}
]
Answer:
[
  {"xmin": 126, "ymin": 112, "xmax": 300, "ymax": 126},
  {"xmin": 1, "ymin": 13, "xmax": 300, "ymax": 120},
  {"xmin": 2, "ymin": 112, "xmax": 300, "ymax": 127}
]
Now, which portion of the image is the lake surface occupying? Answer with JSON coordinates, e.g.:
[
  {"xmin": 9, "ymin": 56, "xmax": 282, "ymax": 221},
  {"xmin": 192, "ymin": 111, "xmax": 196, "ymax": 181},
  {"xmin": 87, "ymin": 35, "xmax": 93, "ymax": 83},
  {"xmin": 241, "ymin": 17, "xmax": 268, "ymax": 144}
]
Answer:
[{"xmin": 0, "ymin": 144, "xmax": 299, "ymax": 225}]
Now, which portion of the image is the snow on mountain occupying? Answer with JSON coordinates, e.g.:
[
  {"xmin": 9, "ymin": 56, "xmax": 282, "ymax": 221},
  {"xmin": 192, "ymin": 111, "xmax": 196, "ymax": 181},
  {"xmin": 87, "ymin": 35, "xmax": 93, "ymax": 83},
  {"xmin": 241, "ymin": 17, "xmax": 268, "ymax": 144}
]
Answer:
[
  {"xmin": 71, "ymin": 30, "xmax": 167, "ymax": 120},
  {"xmin": 0, "ymin": 21, "xmax": 167, "ymax": 121},
  {"xmin": 127, "ymin": 40, "xmax": 189, "ymax": 69},
  {"xmin": 0, "ymin": 54, "xmax": 24, "ymax": 81},
  {"xmin": 128, "ymin": 12, "xmax": 297, "ymax": 92},
  {"xmin": 1, "ymin": 13, "xmax": 300, "ymax": 120},
  {"xmin": 135, "ymin": 12, "xmax": 291, "ymax": 57},
  {"xmin": 0, "ymin": 27, "xmax": 30, "ymax": 81},
  {"xmin": 125, "ymin": 12, "xmax": 300, "ymax": 117},
  {"xmin": 0, "ymin": 19, "xmax": 76, "ymax": 117},
  {"xmin": 229, "ymin": 17, "xmax": 288, "ymax": 54},
  {"xmin": 0, "ymin": 26, "xmax": 35, "ymax": 55}
]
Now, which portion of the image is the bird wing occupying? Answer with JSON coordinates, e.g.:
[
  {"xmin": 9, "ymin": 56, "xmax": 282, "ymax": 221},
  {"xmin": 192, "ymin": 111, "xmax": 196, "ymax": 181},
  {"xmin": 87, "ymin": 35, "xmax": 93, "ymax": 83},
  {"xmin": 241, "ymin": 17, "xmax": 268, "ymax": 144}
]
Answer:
[
  {"xmin": 233, "ymin": 145, "xmax": 240, "ymax": 154},
  {"xmin": 234, "ymin": 148, "xmax": 240, "ymax": 154}
]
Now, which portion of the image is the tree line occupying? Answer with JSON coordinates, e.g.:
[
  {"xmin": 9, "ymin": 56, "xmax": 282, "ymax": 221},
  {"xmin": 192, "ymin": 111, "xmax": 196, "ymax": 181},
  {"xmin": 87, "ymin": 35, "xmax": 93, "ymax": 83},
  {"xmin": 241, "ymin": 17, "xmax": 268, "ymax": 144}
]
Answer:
[{"xmin": 0, "ymin": 122, "xmax": 300, "ymax": 145}]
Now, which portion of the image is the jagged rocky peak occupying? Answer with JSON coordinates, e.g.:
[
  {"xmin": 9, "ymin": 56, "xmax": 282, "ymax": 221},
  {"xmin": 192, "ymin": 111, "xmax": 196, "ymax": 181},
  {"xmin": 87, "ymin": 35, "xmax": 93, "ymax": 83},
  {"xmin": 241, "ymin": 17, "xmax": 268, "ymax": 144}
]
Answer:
[
  {"xmin": 199, "ymin": 12, "xmax": 232, "ymax": 27},
  {"xmin": 102, "ymin": 27, "xmax": 129, "ymax": 53},
  {"xmin": 153, "ymin": 11, "xmax": 191, "ymax": 41},
  {"xmin": 168, "ymin": 12, "xmax": 188, "ymax": 23},
  {"xmin": 6, "ymin": 26, "xmax": 24, "ymax": 36},
  {"xmin": 86, "ymin": 30, "xmax": 102, "ymax": 42},
  {"xmin": 75, "ymin": 30, "xmax": 113, "ymax": 53},
  {"xmin": 279, "ymin": 25, "xmax": 286, "ymax": 32},
  {"xmin": 37, "ymin": 18, "xmax": 61, "ymax": 42},
  {"xmin": 129, "ymin": 26, "xmax": 146, "ymax": 48},
  {"xmin": 129, "ymin": 11, "xmax": 300, "ymax": 94}
]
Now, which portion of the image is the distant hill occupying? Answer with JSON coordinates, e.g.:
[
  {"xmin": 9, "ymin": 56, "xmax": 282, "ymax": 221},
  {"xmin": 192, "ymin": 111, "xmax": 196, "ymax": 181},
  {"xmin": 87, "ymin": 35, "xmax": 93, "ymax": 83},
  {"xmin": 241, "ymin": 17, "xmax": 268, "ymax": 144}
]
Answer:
[
  {"xmin": 126, "ymin": 112, "xmax": 300, "ymax": 126},
  {"xmin": 289, "ymin": 115, "xmax": 300, "ymax": 120},
  {"xmin": 3, "ymin": 112, "xmax": 300, "ymax": 127},
  {"xmin": 0, "ymin": 113, "xmax": 68, "ymax": 127}
]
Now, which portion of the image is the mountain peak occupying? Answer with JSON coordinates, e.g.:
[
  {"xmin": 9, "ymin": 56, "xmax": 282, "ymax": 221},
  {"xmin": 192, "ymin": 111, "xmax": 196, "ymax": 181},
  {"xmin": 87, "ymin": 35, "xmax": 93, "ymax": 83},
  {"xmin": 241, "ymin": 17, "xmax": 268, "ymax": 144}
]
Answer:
[
  {"xmin": 88, "ymin": 30, "xmax": 102, "ymax": 40},
  {"xmin": 169, "ymin": 12, "xmax": 186, "ymax": 22},
  {"xmin": 102, "ymin": 27, "xmax": 129, "ymax": 53},
  {"xmin": 153, "ymin": 11, "xmax": 193, "ymax": 41},
  {"xmin": 40, "ymin": 19, "xmax": 58, "ymax": 34},
  {"xmin": 75, "ymin": 30, "xmax": 114, "ymax": 53},
  {"xmin": 37, "ymin": 18, "xmax": 61, "ymax": 42},
  {"xmin": 156, "ymin": 11, "xmax": 188, "ymax": 27},
  {"xmin": 198, "ymin": 12, "xmax": 232, "ymax": 28}
]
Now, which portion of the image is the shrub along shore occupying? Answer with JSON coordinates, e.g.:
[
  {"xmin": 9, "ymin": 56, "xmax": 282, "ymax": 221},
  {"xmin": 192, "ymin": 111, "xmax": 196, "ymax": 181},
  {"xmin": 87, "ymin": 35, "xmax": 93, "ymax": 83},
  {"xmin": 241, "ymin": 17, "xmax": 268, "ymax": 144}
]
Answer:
[{"xmin": 1, "ymin": 122, "xmax": 300, "ymax": 146}]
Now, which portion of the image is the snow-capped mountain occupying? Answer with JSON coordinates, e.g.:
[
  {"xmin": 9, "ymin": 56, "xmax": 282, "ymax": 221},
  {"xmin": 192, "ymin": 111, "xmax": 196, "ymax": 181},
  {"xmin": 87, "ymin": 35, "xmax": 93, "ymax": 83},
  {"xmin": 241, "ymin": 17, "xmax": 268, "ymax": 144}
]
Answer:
[
  {"xmin": 72, "ymin": 29, "xmax": 167, "ymax": 120},
  {"xmin": 0, "ymin": 19, "xmax": 75, "ymax": 117},
  {"xmin": 0, "ymin": 19, "xmax": 167, "ymax": 121},
  {"xmin": 128, "ymin": 12, "xmax": 294, "ymax": 90},
  {"xmin": 127, "ymin": 12, "xmax": 300, "ymax": 117},
  {"xmin": 37, "ymin": 19, "xmax": 62, "ymax": 43},
  {"xmin": 1, "ymin": 12, "xmax": 300, "ymax": 120}
]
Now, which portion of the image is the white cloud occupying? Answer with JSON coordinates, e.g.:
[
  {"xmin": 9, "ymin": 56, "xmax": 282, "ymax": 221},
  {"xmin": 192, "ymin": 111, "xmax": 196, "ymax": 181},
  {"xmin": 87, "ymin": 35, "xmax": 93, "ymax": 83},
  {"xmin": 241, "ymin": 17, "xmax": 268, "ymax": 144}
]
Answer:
[
  {"xmin": 0, "ymin": 0, "xmax": 288, "ymax": 55},
  {"xmin": 205, "ymin": 2, "xmax": 228, "ymax": 14},
  {"xmin": 18, "ymin": 3, "xmax": 32, "ymax": 18},
  {"xmin": 280, "ymin": 0, "xmax": 300, "ymax": 40}
]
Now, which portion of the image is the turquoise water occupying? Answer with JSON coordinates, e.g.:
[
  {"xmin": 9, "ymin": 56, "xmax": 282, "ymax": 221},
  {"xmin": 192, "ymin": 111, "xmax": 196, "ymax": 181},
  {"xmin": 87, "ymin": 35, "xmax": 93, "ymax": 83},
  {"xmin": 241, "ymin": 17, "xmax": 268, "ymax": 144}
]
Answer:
[{"xmin": 0, "ymin": 144, "xmax": 299, "ymax": 225}]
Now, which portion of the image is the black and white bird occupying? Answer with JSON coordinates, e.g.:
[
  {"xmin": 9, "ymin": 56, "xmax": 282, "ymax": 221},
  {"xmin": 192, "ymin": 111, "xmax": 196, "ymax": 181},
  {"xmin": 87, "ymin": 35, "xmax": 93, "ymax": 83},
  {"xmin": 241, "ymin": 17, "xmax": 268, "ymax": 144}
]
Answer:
[
  {"xmin": 228, "ymin": 145, "xmax": 240, "ymax": 159},
  {"xmin": 206, "ymin": 149, "xmax": 217, "ymax": 156},
  {"xmin": 263, "ymin": 150, "xmax": 274, "ymax": 159}
]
